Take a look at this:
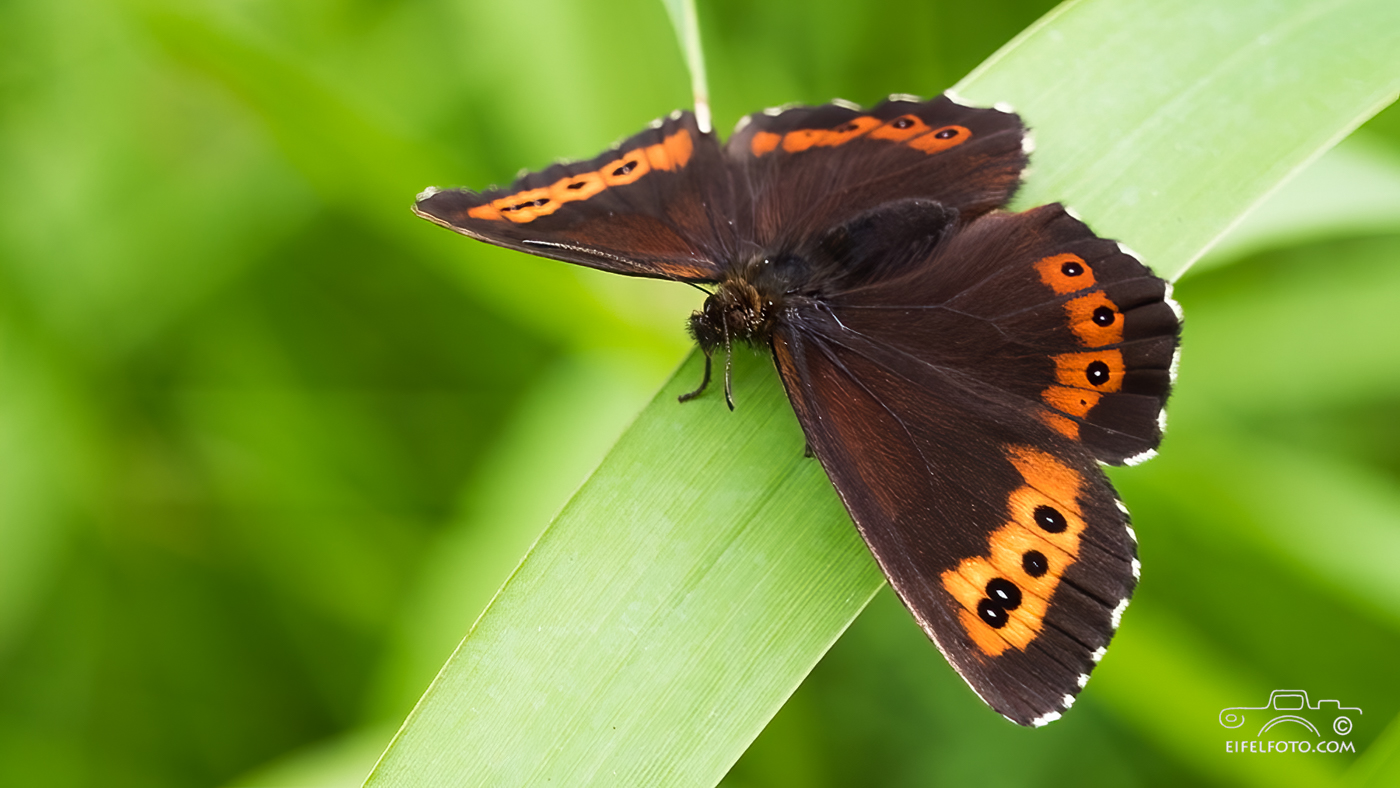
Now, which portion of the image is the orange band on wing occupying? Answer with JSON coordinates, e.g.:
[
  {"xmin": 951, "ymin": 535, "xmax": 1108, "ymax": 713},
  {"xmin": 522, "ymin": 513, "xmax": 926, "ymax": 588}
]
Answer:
[
  {"xmin": 467, "ymin": 203, "xmax": 503, "ymax": 220},
  {"xmin": 780, "ymin": 116, "xmax": 883, "ymax": 152},
  {"xmin": 491, "ymin": 187, "xmax": 554, "ymax": 223},
  {"xmin": 941, "ymin": 446, "xmax": 1088, "ymax": 656},
  {"xmin": 550, "ymin": 171, "xmax": 607, "ymax": 206},
  {"xmin": 657, "ymin": 127, "xmax": 694, "ymax": 169},
  {"xmin": 464, "ymin": 129, "xmax": 693, "ymax": 224},
  {"xmin": 1039, "ymin": 410, "xmax": 1080, "ymax": 439},
  {"xmin": 750, "ymin": 115, "xmax": 971, "ymax": 157},
  {"xmin": 750, "ymin": 131, "xmax": 781, "ymax": 156}
]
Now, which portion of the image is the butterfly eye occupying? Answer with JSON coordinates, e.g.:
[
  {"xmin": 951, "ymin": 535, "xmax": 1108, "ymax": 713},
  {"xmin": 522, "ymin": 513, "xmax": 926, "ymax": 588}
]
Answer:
[
  {"xmin": 892, "ymin": 117, "xmax": 915, "ymax": 129},
  {"xmin": 933, "ymin": 127, "xmax": 960, "ymax": 140},
  {"xmin": 567, "ymin": 181, "xmax": 587, "ymax": 190},
  {"xmin": 1092, "ymin": 306, "xmax": 1116, "ymax": 326},
  {"xmin": 613, "ymin": 161, "xmax": 638, "ymax": 177},
  {"xmin": 1022, "ymin": 550, "xmax": 1049, "ymax": 577},
  {"xmin": 1033, "ymin": 505, "xmax": 1068, "ymax": 534},
  {"xmin": 836, "ymin": 122, "xmax": 860, "ymax": 133},
  {"xmin": 1061, "ymin": 261, "xmax": 1084, "ymax": 277}
]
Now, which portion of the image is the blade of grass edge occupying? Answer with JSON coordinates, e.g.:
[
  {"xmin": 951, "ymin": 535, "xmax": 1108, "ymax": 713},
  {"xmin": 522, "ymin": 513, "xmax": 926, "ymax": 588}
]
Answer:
[
  {"xmin": 661, "ymin": 0, "xmax": 712, "ymax": 133},
  {"xmin": 364, "ymin": 0, "xmax": 1400, "ymax": 785}
]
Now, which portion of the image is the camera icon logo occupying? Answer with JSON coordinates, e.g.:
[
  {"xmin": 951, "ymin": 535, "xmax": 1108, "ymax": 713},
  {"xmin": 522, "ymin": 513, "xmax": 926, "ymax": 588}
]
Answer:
[{"xmin": 1219, "ymin": 690, "xmax": 1361, "ymax": 737}]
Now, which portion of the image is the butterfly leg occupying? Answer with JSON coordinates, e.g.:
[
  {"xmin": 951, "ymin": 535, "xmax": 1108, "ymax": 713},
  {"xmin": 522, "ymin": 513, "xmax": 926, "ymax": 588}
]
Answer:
[{"xmin": 678, "ymin": 351, "xmax": 713, "ymax": 403}]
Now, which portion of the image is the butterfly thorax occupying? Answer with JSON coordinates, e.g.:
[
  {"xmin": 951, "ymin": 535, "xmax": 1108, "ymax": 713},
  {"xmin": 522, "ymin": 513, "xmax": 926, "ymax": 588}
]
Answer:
[{"xmin": 680, "ymin": 259, "xmax": 811, "ymax": 409}]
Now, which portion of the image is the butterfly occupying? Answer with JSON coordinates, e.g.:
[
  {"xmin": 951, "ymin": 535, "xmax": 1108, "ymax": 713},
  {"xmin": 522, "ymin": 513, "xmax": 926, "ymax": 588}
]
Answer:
[{"xmin": 414, "ymin": 94, "xmax": 1181, "ymax": 727}]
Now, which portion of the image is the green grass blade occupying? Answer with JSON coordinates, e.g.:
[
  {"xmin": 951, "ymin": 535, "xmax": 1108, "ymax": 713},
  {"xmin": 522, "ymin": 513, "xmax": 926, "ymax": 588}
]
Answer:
[
  {"xmin": 367, "ymin": 351, "xmax": 879, "ymax": 786},
  {"xmin": 1346, "ymin": 710, "xmax": 1400, "ymax": 787},
  {"xmin": 365, "ymin": 1, "xmax": 1400, "ymax": 785},
  {"xmin": 960, "ymin": 0, "xmax": 1400, "ymax": 281},
  {"xmin": 661, "ymin": 0, "xmax": 712, "ymax": 132},
  {"xmin": 1197, "ymin": 137, "xmax": 1400, "ymax": 270}
]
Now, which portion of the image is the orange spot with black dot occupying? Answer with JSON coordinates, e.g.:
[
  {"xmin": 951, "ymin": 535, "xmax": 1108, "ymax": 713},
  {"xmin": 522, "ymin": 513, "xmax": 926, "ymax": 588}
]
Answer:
[
  {"xmin": 1063, "ymin": 292, "xmax": 1123, "ymax": 347},
  {"xmin": 601, "ymin": 152, "xmax": 650, "ymax": 186},
  {"xmin": 907, "ymin": 125, "xmax": 970, "ymax": 154},
  {"xmin": 491, "ymin": 187, "xmax": 554, "ymax": 223},
  {"xmin": 1042, "ymin": 385, "xmax": 1102, "ymax": 420},
  {"xmin": 550, "ymin": 171, "xmax": 606, "ymax": 206},
  {"xmin": 1036, "ymin": 253, "xmax": 1095, "ymax": 295},
  {"xmin": 941, "ymin": 446, "xmax": 1088, "ymax": 656},
  {"xmin": 1053, "ymin": 349, "xmax": 1124, "ymax": 392},
  {"xmin": 985, "ymin": 517, "xmax": 1074, "ymax": 601},
  {"xmin": 869, "ymin": 114, "xmax": 931, "ymax": 141},
  {"xmin": 751, "ymin": 131, "xmax": 781, "ymax": 156},
  {"xmin": 780, "ymin": 129, "xmax": 826, "ymax": 153},
  {"xmin": 779, "ymin": 116, "xmax": 882, "ymax": 152}
]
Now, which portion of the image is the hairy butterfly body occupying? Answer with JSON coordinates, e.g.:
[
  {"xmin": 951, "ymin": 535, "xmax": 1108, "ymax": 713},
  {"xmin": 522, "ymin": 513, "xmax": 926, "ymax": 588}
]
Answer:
[{"xmin": 415, "ymin": 94, "xmax": 1180, "ymax": 726}]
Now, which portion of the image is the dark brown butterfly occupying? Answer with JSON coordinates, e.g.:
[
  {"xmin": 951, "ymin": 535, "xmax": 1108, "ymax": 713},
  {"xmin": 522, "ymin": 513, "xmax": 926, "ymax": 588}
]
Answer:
[{"xmin": 414, "ymin": 94, "xmax": 1181, "ymax": 726}]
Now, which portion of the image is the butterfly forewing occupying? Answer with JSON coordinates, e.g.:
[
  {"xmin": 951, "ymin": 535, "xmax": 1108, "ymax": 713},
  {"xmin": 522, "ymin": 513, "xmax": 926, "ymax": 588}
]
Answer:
[
  {"xmin": 727, "ymin": 95, "xmax": 1028, "ymax": 250},
  {"xmin": 773, "ymin": 315, "xmax": 1139, "ymax": 726},
  {"xmin": 415, "ymin": 111, "xmax": 734, "ymax": 282}
]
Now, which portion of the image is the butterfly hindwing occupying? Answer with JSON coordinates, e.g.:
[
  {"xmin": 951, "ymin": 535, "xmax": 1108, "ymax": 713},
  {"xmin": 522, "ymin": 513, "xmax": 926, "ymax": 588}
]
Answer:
[
  {"xmin": 773, "ymin": 316, "xmax": 1137, "ymax": 726},
  {"xmin": 414, "ymin": 110, "xmax": 733, "ymax": 282},
  {"xmin": 769, "ymin": 202, "xmax": 1178, "ymax": 725}
]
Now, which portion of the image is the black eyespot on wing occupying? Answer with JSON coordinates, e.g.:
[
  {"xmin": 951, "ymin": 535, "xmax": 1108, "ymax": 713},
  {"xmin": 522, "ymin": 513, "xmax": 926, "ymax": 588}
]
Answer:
[
  {"xmin": 986, "ymin": 578, "xmax": 1023, "ymax": 609},
  {"xmin": 1023, "ymin": 550, "xmax": 1049, "ymax": 577},
  {"xmin": 1034, "ymin": 505, "xmax": 1068, "ymax": 534},
  {"xmin": 1086, "ymin": 360, "xmax": 1111, "ymax": 386},
  {"xmin": 978, "ymin": 599, "xmax": 1010, "ymax": 628}
]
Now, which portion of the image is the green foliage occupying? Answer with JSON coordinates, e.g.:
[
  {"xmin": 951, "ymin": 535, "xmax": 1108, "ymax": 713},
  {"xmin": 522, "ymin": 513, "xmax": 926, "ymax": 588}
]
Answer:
[{"xmin": 1, "ymin": 1, "xmax": 1398, "ymax": 787}]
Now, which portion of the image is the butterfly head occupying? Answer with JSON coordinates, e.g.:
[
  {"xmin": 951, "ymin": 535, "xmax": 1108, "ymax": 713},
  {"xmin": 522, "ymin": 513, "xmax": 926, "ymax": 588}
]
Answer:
[{"xmin": 688, "ymin": 277, "xmax": 785, "ymax": 354}]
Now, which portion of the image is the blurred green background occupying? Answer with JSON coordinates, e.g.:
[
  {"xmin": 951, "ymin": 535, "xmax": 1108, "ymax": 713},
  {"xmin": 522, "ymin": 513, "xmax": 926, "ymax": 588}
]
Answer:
[{"xmin": 2, "ymin": 0, "xmax": 1398, "ymax": 786}]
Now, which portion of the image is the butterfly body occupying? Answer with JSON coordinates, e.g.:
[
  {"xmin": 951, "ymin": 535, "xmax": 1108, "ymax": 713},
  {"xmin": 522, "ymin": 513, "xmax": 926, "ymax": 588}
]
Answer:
[{"xmin": 415, "ymin": 94, "xmax": 1180, "ymax": 727}]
